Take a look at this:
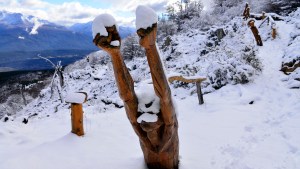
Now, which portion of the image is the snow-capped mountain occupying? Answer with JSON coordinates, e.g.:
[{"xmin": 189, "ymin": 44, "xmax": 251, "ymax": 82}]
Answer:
[
  {"xmin": 0, "ymin": 10, "xmax": 96, "ymax": 52},
  {"xmin": 0, "ymin": 10, "xmax": 51, "ymax": 27},
  {"xmin": 0, "ymin": 11, "xmax": 134, "ymax": 71}
]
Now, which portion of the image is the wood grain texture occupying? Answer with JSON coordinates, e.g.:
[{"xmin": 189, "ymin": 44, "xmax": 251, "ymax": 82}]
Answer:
[{"xmin": 71, "ymin": 104, "xmax": 84, "ymax": 136}]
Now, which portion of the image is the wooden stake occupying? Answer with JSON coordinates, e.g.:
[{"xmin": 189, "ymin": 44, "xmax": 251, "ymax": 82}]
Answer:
[
  {"xmin": 272, "ymin": 28, "xmax": 277, "ymax": 39},
  {"xmin": 196, "ymin": 82, "xmax": 204, "ymax": 105},
  {"xmin": 71, "ymin": 103, "xmax": 84, "ymax": 136},
  {"xmin": 66, "ymin": 92, "xmax": 87, "ymax": 136}
]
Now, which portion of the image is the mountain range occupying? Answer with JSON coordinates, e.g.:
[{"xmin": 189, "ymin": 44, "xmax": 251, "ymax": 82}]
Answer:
[{"xmin": 0, "ymin": 11, "xmax": 135, "ymax": 71}]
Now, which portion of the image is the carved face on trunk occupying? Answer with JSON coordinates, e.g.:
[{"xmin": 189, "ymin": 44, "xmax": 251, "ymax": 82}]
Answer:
[{"xmin": 139, "ymin": 116, "xmax": 163, "ymax": 147}]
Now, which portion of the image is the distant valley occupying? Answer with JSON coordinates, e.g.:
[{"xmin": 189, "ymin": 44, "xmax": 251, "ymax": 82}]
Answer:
[{"xmin": 0, "ymin": 10, "xmax": 135, "ymax": 72}]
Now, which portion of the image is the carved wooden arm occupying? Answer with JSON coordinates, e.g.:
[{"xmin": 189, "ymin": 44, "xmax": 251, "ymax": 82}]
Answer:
[
  {"xmin": 93, "ymin": 25, "xmax": 156, "ymax": 151},
  {"xmin": 137, "ymin": 24, "xmax": 176, "ymax": 125}
]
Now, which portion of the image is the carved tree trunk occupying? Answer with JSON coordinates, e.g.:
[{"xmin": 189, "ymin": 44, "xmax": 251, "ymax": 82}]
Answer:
[
  {"xmin": 93, "ymin": 23, "xmax": 179, "ymax": 169},
  {"xmin": 141, "ymin": 40, "xmax": 179, "ymax": 169}
]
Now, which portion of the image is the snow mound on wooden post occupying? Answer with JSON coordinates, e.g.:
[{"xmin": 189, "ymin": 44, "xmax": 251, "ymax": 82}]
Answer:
[
  {"xmin": 65, "ymin": 92, "xmax": 87, "ymax": 104},
  {"xmin": 136, "ymin": 5, "xmax": 158, "ymax": 30},
  {"xmin": 92, "ymin": 13, "xmax": 117, "ymax": 38}
]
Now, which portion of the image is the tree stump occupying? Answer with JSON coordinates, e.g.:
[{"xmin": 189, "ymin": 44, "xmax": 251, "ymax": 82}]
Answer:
[
  {"xmin": 93, "ymin": 18, "xmax": 179, "ymax": 169},
  {"xmin": 65, "ymin": 92, "xmax": 87, "ymax": 136}
]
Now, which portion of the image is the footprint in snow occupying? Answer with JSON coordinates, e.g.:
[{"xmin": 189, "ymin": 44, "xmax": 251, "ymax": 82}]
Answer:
[{"xmin": 220, "ymin": 145, "xmax": 244, "ymax": 158}]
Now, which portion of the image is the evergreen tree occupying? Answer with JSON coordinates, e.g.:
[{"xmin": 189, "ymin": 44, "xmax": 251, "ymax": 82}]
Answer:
[{"xmin": 121, "ymin": 35, "xmax": 144, "ymax": 60}]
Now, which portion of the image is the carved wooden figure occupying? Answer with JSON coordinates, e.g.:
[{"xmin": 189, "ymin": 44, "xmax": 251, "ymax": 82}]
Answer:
[
  {"xmin": 243, "ymin": 6, "xmax": 250, "ymax": 20},
  {"xmin": 93, "ymin": 23, "xmax": 179, "ymax": 169},
  {"xmin": 248, "ymin": 20, "xmax": 263, "ymax": 46},
  {"xmin": 243, "ymin": 3, "xmax": 249, "ymax": 18}
]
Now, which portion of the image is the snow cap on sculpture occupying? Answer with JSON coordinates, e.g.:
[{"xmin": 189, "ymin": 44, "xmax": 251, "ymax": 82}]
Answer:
[
  {"xmin": 65, "ymin": 92, "xmax": 87, "ymax": 104},
  {"xmin": 136, "ymin": 5, "xmax": 158, "ymax": 30},
  {"xmin": 92, "ymin": 13, "xmax": 117, "ymax": 38}
]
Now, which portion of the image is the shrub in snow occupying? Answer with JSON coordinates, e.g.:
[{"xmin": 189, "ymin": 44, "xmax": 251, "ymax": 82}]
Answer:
[
  {"xmin": 121, "ymin": 34, "xmax": 144, "ymax": 60},
  {"xmin": 281, "ymin": 69, "xmax": 300, "ymax": 89},
  {"xmin": 157, "ymin": 20, "xmax": 178, "ymax": 42},
  {"xmin": 279, "ymin": 8, "xmax": 300, "ymax": 82},
  {"xmin": 161, "ymin": 18, "xmax": 262, "ymax": 92}
]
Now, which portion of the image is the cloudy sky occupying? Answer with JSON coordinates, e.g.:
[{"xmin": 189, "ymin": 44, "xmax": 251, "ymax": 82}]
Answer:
[{"xmin": 0, "ymin": 0, "xmax": 212, "ymax": 26}]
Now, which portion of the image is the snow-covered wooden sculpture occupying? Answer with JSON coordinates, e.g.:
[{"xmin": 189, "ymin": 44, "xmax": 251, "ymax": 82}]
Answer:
[
  {"xmin": 92, "ymin": 6, "xmax": 179, "ymax": 169},
  {"xmin": 168, "ymin": 75, "xmax": 206, "ymax": 105},
  {"xmin": 248, "ymin": 20, "xmax": 263, "ymax": 46},
  {"xmin": 65, "ymin": 92, "xmax": 87, "ymax": 136}
]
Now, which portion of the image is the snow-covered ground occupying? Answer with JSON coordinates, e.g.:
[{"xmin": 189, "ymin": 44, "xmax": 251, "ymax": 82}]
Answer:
[{"xmin": 1, "ymin": 14, "xmax": 300, "ymax": 169}]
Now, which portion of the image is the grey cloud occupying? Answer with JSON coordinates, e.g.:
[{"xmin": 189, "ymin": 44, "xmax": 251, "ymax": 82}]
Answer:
[
  {"xmin": 71, "ymin": 12, "xmax": 93, "ymax": 19},
  {"xmin": 148, "ymin": 1, "xmax": 168, "ymax": 12}
]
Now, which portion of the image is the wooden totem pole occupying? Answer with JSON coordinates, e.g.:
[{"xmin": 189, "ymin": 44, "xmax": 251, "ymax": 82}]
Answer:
[
  {"xmin": 93, "ymin": 24, "xmax": 179, "ymax": 169},
  {"xmin": 248, "ymin": 20, "xmax": 263, "ymax": 46}
]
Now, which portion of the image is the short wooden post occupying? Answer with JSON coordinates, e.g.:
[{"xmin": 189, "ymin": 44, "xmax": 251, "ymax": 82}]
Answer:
[
  {"xmin": 168, "ymin": 75, "xmax": 206, "ymax": 105},
  {"xmin": 242, "ymin": 3, "xmax": 249, "ymax": 19},
  {"xmin": 65, "ymin": 92, "xmax": 88, "ymax": 136},
  {"xmin": 272, "ymin": 23, "xmax": 277, "ymax": 39},
  {"xmin": 196, "ymin": 82, "xmax": 204, "ymax": 105},
  {"xmin": 244, "ymin": 7, "xmax": 250, "ymax": 20},
  {"xmin": 262, "ymin": 11, "xmax": 266, "ymax": 20}
]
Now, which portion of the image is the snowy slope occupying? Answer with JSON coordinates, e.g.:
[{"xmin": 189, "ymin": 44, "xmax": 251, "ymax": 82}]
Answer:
[{"xmin": 0, "ymin": 13, "xmax": 300, "ymax": 169}]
